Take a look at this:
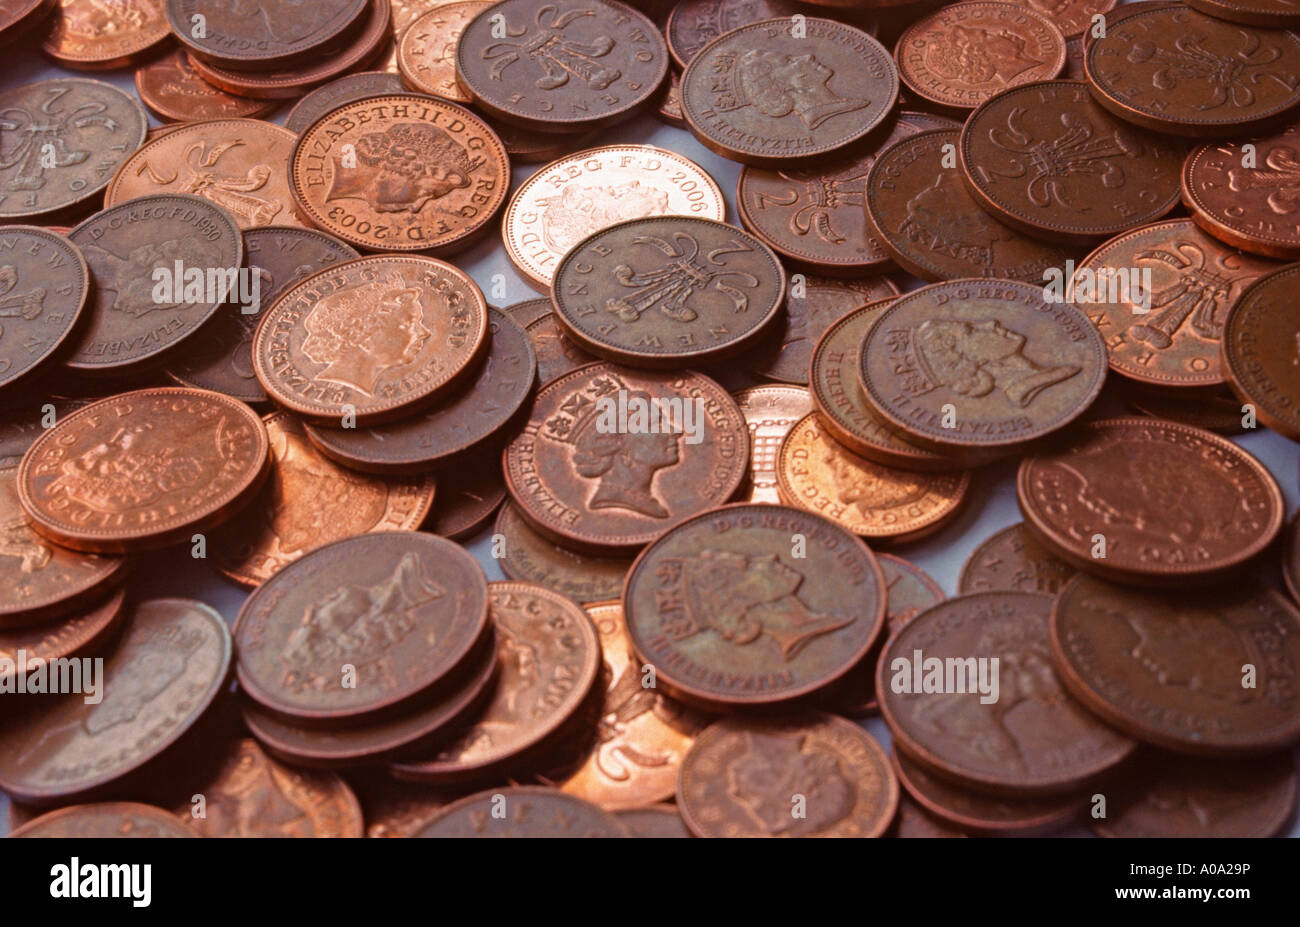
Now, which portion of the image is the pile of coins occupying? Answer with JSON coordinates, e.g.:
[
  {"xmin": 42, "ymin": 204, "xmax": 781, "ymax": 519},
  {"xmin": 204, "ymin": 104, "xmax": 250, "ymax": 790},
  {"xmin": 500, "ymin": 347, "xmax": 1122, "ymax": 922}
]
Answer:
[{"xmin": 0, "ymin": 0, "xmax": 1298, "ymax": 840}]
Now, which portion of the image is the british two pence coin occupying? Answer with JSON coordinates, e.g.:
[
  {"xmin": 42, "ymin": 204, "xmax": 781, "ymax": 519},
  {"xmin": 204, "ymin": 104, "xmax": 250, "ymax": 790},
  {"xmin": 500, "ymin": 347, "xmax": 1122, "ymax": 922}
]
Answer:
[
  {"xmin": 0, "ymin": 226, "xmax": 89, "ymax": 390},
  {"xmin": 166, "ymin": 0, "xmax": 368, "ymax": 69},
  {"xmin": 134, "ymin": 49, "xmax": 276, "ymax": 121},
  {"xmin": 732, "ymin": 384, "xmax": 814, "ymax": 504},
  {"xmin": 10, "ymin": 802, "xmax": 195, "ymax": 838},
  {"xmin": 415, "ymin": 787, "xmax": 629, "ymax": 837},
  {"xmin": 397, "ymin": 1, "xmax": 491, "ymax": 103},
  {"xmin": 1221, "ymin": 263, "xmax": 1300, "ymax": 441}
]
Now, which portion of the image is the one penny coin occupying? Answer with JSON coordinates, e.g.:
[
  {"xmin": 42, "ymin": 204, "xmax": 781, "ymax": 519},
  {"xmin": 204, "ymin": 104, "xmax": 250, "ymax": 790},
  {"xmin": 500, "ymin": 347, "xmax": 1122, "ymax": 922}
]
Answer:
[
  {"xmin": 43, "ymin": 0, "xmax": 170, "ymax": 69},
  {"xmin": 11, "ymin": 802, "xmax": 196, "ymax": 838},
  {"xmin": 415, "ymin": 787, "xmax": 629, "ymax": 837},
  {"xmin": 665, "ymin": 0, "xmax": 801, "ymax": 69},
  {"xmin": 283, "ymin": 71, "xmax": 406, "ymax": 134},
  {"xmin": 397, "ymin": 1, "xmax": 490, "ymax": 103},
  {"xmin": 166, "ymin": 0, "xmax": 368, "ymax": 69},
  {"xmin": 494, "ymin": 503, "xmax": 633, "ymax": 604},
  {"xmin": 732, "ymin": 384, "xmax": 814, "ymax": 504},
  {"xmin": 1221, "ymin": 263, "xmax": 1300, "ymax": 440},
  {"xmin": 0, "ymin": 587, "xmax": 126, "ymax": 684},
  {"xmin": 134, "ymin": 49, "xmax": 276, "ymax": 122},
  {"xmin": 0, "ymin": 226, "xmax": 89, "ymax": 390},
  {"xmin": 958, "ymin": 521, "xmax": 1075, "ymax": 595}
]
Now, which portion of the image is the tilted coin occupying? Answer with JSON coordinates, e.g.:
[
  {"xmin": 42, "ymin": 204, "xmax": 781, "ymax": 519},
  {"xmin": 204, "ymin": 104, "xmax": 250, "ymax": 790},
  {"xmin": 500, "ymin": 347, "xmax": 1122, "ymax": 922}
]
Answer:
[
  {"xmin": 494, "ymin": 503, "xmax": 633, "ymax": 604},
  {"xmin": 0, "ymin": 587, "xmax": 126, "ymax": 685},
  {"xmin": 1221, "ymin": 263, "xmax": 1300, "ymax": 441},
  {"xmin": 732, "ymin": 384, "xmax": 814, "ymax": 504},
  {"xmin": 134, "ymin": 48, "xmax": 276, "ymax": 122},
  {"xmin": 0, "ymin": 397, "xmax": 91, "ymax": 467},
  {"xmin": 524, "ymin": 311, "xmax": 597, "ymax": 385},
  {"xmin": 346, "ymin": 769, "xmax": 456, "ymax": 837},
  {"xmin": 615, "ymin": 805, "xmax": 691, "ymax": 838},
  {"xmin": 11, "ymin": 802, "xmax": 196, "ymax": 838},
  {"xmin": 665, "ymin": 0, "xmax": 801, "ymax": 69},
  {"xmin": 415, "ymin": 787, "xmax": 629, "ymax": 837},
  {"xmin": 1002, "ymin": 0, "xmax": 1116, "ymax": 37},
  {"xmin": 1122, "ymin": 382, "xmax": 1249, "ymax": 434},
  {"xmin": 0, "ymin": 226, "xmax": 89, "ymax": 390},
  {"xmin": 426, "ymin": 445, "xmax": 507, "ymax": 539},
  {"xmin": 503, "ymin": 297, "xmax": 553, "ymax": 328},
  {"xmin": 43, "ymin": 0, "xmax": 170, "ymax": 70},
  {"xmin": 166, "ymin": 0, "xmax": 369, "ymax": 69},
  {"xmin": 656, "ymin": 71, "xmax": 686, "ymax": 129},
  {"xmin": 958, "ymin": 521, "xmax": 1075, "ymax": 595},
  {"xmin": 397, "ymin": 1, "xmax": 490, "ymax": 103},
  {"xmin": 1184, "ymin": 0, "xmax": 1300, "ymax": 25},
  {"xmin": 894, "ymin": 796, "xmax": 968, "ymax": 838},
  {"xmin": 283, "ymin": 71, "xmax": 406, "ymax": 134},
  {"xmin": 0, "ymin": 0, "xmax": 54, "ymax": 49}
]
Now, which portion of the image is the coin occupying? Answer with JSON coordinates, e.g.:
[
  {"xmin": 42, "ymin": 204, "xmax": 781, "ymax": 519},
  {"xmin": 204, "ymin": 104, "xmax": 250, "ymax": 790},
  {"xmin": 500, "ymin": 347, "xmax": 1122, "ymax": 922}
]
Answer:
[
  {"xmin": 347, "ymin": 770, "xmax": 455, "ymax": 837},
  {"xmin": 0, "ymin": 587, "xmax": 126, "ymax": 687},
  {"xmin": 1018, "ymin": 417, "xmax": 1285, "ymax": 585},
  {"xmin": 503, "ymin": 363, "xmax": 748, "ymax": 553},
  {"xmin": 212, "ymin": 412, "xmax": 436, "ymax": 586},
  {"xmin": 615, "ymin": 805, "xmax": 691, "ymax": 837},
  {"xmin": 283, "ymin": 71, "xmax": 406, "ymax": 134},
  {"xmin": 166, "ymin": 226, "xmax": 360, "ymax": 403},
  {"xmin": 494, "ymin": 503, "xmax": 633, "ymax": 603},
  {"xmin": 1084, "ymin": 6, "xmax": 1300, "ymax": 137},
  {"xmin": 383, "ymin": 0, "xmax": 465, "ymax": 73},
  {"xmin": 426, "ymin": 447, "xmax": 506, "ymax": 538},
  {"xmin": 680, "ymin": 16, "xmax": 897, "ymax": 167},
  {"xmin": 18, "ymin": 387, "xmax": 269, "ymax": 554},
  {"xmin": 454, "ymin": 0, "xmax": 668, "ymax": 130},
  {"xmin": 1285, "ymin": 513, "xmax": 1299, "ymax": 606},
  {"xmin": 677, "ymin": 713, "xmax": 898, "ymax": 837},
  {"xmin": 503, "ymin": 145, "xmax": 725, "ymax": 291},
  {"xmin": 524, "ymin": 312, "xmax": 597, "ymax": 385},
  {"xmin": 733, "ymin": 384, "xmax": 813, "ymax": 504},
  {"xmin": 0, "ymin": 598, "xmax": 232, "ymax": 805},
  {"xmin": 894, "ymin": 796, "xmax": 967, "ymax": 838},
  {"xmin": 166, "ymin": 0, "xmax": 368, "ymax": 69},
  {"xmin": 415, "ymin": 786, "xmax": 629, "ymax": 836},
  {"xmin": 42, "ymin": 0, "xmax": 170, "ymax": 69},
  {"xmin": 1123, "ymin": 382, "xmax": 1249, "ymax": 434},
  {"xmin": 251, "ymin": 254, "xmax": 489, "ymax": 426},
  {"xmin": 0, "ymin": 0, "xmax": 54, "ymax": 48},
  {"xmin": 133, "ymin": 49, "xmax": 276, "ymax": 122},
  {"xmin": 290, "ymin": 94, "xmax": 509, "ymax": 254},
  {"xmin": 1062, "ymin": 34, "xmax": 1085, "ymax": 79},
  {"xmin": 490, "ymin": 118, "xmax": 593, "ymax": 165},
  {"xmin": 1185, "ymin": 0, "xmax": 1300, "ymax": 26},
  {"xmin": 878, "ymin": 591, "xmax": 1135, "ymax": 796},
  {"xmin": 656, "ymin": 72, "xmax": 685, "ymax": 128},
  {"xmin": 1003, "ymin": 0, "xmax": 1116, "ymax": 37},
  {"xmin": 233, "ymin": 531, "xmax": 489, "ymax": 725},
  {"xmin": 864, "ymin": 129, "xmax": 1078, "ymax": 282},
  {"xmin": 503, "ymin": 297, "xmax": 555, "ymax": 328},
  {"xmin": 665, "ymin": 0, "xmax": 800, "ymax": 68},
  {"xmin": 0, "ymin": 226, "xmax": 89, "ymax": 390},
  {"xmin": 11, "ymin": 802, "xmax": 196, "ymax": 838},
  {"xmin": 958, "ymin": 521, "xmax": 1075, "ymax": 595},
  {"xmin": 0, "ymin": 397, "xmax": 91, "ymax": 468},
  {"xmin": 1051, "ymin": 574, "xmax": 1300, "ymax": 755},
  {"xmin": 397, "ymin": 1, "xmax": 490, "ymax": 103},
  {"xmin": 1221, "ymin": 263, "xmax": 1300, "ymax": 441},
  {"xmin": 0, "ymin": 78, "xmax": 147, "ymax": 221},
  {"xmin": 858, "ymin": 279, "xmax": 1108, "ymax": 459}
]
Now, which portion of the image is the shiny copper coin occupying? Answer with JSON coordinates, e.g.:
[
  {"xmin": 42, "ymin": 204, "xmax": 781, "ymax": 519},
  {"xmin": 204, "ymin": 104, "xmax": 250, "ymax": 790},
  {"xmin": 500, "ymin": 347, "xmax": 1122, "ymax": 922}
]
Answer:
[
  {"xmin": 503, "ymin": 363, "xmax": 748, "ymax": 553},
  {"xmin": 665, "ymin": 0, "xmax": 801, "ymax": 69},
  {"xmin": 426, "ymin": 447, "xmax": 506, "ymax": 539},
  {"xmin": 382, "ymin": 0, "xmax": 464, "ymax": 74},
  {"xmin": 1003, "ymin": 0, "xmax": 1116, "ymax": 37},
  {"xmin": 134, "ymin": 49, "xmax": 275, "ymax": 122},
  {"xmin": 0, "ymin": 587, "xmax": 126, "ymax": 687},
  {"xmin": 1122, "ymin": 382, "xmax": 1249, "ymax": 434},
  {"xmin": 525, "ymin": 311, "xmax": 596, "ymax": 385},
  {"xmin": 1221, "ymin": 263, "xmax": 1300, "ymax": 441},
  {"xmin": 0, "ymin": 78, "xmax": 147, "ymax": 221},
  {"xmin": 878, "ymin": 591, "xmax": 1135, "ymax": 796},
  {"xmin": 17, "ymin": 387, "xmax": 269, "ymax": 554},
  {"xmin": 251, "ymin": 254, "xmax": 488, "ymax": 426},
  {"xmin": 42, "ymin": 0, "xmax": 170, "ymax": 69},
  {"xmin": 0, "ymin": 226, "xmax": 90, "ymax": 390},
  {"xmin": 615, "ymin": 805, "xmax": 691, "ymax": 837},
  {"xmin": 283, "ymin": 71, "xmax": 406, "ymax": 134},
  {"xmin": 1018, "ymin": 417, "xmax": 1285, "ymax": 585},
  {"xmin": 894, "ymin": 796, "xmax": 967, "ymax": 838},
  {"xmin": 415, "ymin": 786, "xmax": 629, "ymax": 836},
  {"xmin": 958, "ymin": 521, "xmax": 1074, "ymax": 595},
  {"xmin": 1185, "ymin": 0, "xmax": 1300, "ymax": 26},
  {"xmin": 11, "ymin": 802, "xmax": 196, "ymax": 838},
  {"xmin": 233, "ymin": 531, "xmax": 489, "ymax": 725},
  {"xmin": 0, "ymin": 598, "xmax": 232, "ymax": 804},
  {"xmin": 494, "ymin": 503, "xmax": 632, "ymax": 604},
  {"xmin": 677, "ymin": 713, "xmax": 898, "ymax": 837},
  {"xmin": 733, "ymin": 384, "xmax": 813, "ymax": 504},
  {"xmin": 397, "ymin": 1, "xmax": 489, "ymax": 103},
  {"xmin": 1051, "ymin": 574, "xmax": 1300, "ymax": 755},
  {"xmin": 166, "ymin": 0, "xmax": 368, "ymax": 69}
]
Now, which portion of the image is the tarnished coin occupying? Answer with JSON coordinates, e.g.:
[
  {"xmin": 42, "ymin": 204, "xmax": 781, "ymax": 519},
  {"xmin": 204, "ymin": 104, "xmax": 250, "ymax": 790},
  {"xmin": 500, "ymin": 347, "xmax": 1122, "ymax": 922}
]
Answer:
[
  {"xmin": 665, "ymin": 0, "xmax": 800, "ymax": 68},
  {"xmin": 503, "ymin": 296, "xmax": 555, "ymax": 328},
  {"xmin": 1017, "ymin": 417, "xmax": 1285, "ymax": 584},
  {"xmin": 283, "ymin": 71, "xmax": 406, "ymax": 134},
  {"xmin": 878, "ymin": 591, "xmax": 1135, "ymax": 796},
  {"xmin": 426, "ymin": 448, "xmax": 506, "ymax": 539},
  {"xmin": 251, "ymin": 254, "xmax": 489, "ymax": 426},
  {"xmin": 397, "ymin": 1, "xmax": 490, "ymax": 103},
  {"xmin": 680, "ymin": 16, "xmax": 897, "ymax": 167},
  {"xmin": 0, "ymin": 226, "xmax": 89, "ymax": 390},
  {"xmin": 677, "ymin": 713, "xmax": 898, "ymax": 837},
  {"xmin": 958, "ymin": 521, "xmax": 1075, "ymax": 595},
  {"xmin": 415, "ymin": 787, "xmax": 629, "ymax": 837},
  {"xmin": 166, "ymin": 0, "xmax": 368, "ymax": 69},
  {"xmin": 894, "ymin": 797, "xmax": 968, "ymax": 838},
  {"xmin": 503, "ymin": 145, "xmax": 725, "ymax": 290},
  {"xmin": 233, "ymin": 531, "xmax": 489, "ymax": 725},
  {"xmin": 11, "ymin": 802, "xmax": 196, "ymax": 838},
  {"xmin": 503, "ymin": 363, "xmax": 748, "ymax": 553},
  {"xmin": 1051, "ymin": 575, "xmax": 1300, "ymax": 755},
  {"xmin": 0, "ymin": 78, "xmax": 147, "ymax": 220},
  {"xmin": 1221, "ymin": 263, "xmax": 1300, "ymax": 441},
  {"xmin": 0, "ymin": 598, "xmax": 232, "ymax": 804},
  {"xmin": 1185, "ymin": 0, "xmax": 1300, "ymax": 26},
  {"xmin": 733, "ymin": 384, "xmax": 814, "ymax": 504},
  {"xmin": 616, "ymin": 805, "xmax": 691, "ymax": 838},
  {"xmin": 525, "ymin": 312, "xmax": 597, "ymax": 385},
  {"xmin": 1003, "ymin": 0, "xmax": 1116, "ymax": 37},
  {"xmin": 347, "ymin": 770, "xmax": 455, "ymax": 837},
  {"xmin": 0, "ymin": 397, "xmax": 91, "ymax": 467},
  {"xmin": 1123, "ymin": 382, "xmax": 1249, "ymax": 434},
  {"xmin": 290, "ymin": 94, "xmax": 509, "ymax": 254},
  {"xmin": 551, "ymin": 216, "xmax": 785, "ymax": 368},
  {"xmin": 134, "ymin": 49, "xmax": 275, "ymax": 121},
  {"xmin": 494, "ymin": 503, "xmax": 632, "ymax": 604},
  {"xmin": 42, "ymin": 0, "xmax": 170, "ymax": 69},
  {"xmin": 17, "ymin": 387, "xmax": 269, "ymax": 554},
  {"xmin": 0, "ymin": 587, "xmax": 126, "ymax": 685}
]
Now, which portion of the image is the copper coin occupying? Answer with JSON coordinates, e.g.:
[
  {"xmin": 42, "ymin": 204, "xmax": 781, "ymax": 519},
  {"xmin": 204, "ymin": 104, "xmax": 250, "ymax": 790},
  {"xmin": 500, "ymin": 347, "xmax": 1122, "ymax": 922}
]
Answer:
[
  {"xmin": 503, "ymin": 145, "xmax": 725, "ymax": 291},
  {"xmin": 960, "ymin": 81, "xmax": 1184, "ymax": 244},
  {"xmin": 347, "ymin": 770, "xmax": 455, "ymax": 837},
  {"xmin": 1051, "ymin": 574, "xmax": 1300, "ymax": 755},
  {"xmin": 864, "ymin": 129, "xmax": 1078, "ymax": 282},
  {"xmin": 858, "ymin": 278, "xmax": 1108, "ymax": 458},
  {"xmin": 166, "ymin": 0, "xmax": 368, "ymax": 69},
  {"xmin": 0, "ymin": 397, "xmax": 91, "ymax": 467},
  {"xmin": 503, "ymin": 363, "xmax": 748, "ymax": 553},
  {"xmin": 166, "ymin": 226, "xmax": 360, "ymax": 403},
  {"xmin": 383, "ymin": 0, "xmax": 466, "ymax": 73},
  {"xmin": 0, "ymin": 597, "xmax": 232, "ymax": 804},
  {"xmin": 17, "ymin": 387, "xmax": 269, "ymax": 554},
  {"xmin": 665, "ymin": 0, "xmax": 800, "ymax": 69},
  {"xmin": 0, "ymin": 226, "xmax": 90, "ymax": 390},
  {"xmin": 677, "ymin": 713, "xmax": 898, "ymax": 837},
  {"xmin": 494, "ymin": 502, "xmax": 633, "ymax": 604},
  {"xmin": 489, "ymin": 117, "xmax": 593, "ymax": 165},
  {"xmin": 680, "ymin": 16, "xmax": 897, "ymax": 167},
  {"xmin": 211, "ymin": 412, "xmax": 436, "ymax": 586},
  {"xmin": 391, "ymin": 582, "xmax": 602, "ymax": 784},
  {"xmin": 732, "ymin": 384, "xmax": 813, "ymax": 504},
  {"xmin": 454, "ymin": 0, "xmax": 668, "ymax": 131},
  {"xmin": 415, "ymin": 786, "xmax": 629, "ymax": 836},
  {"xmin": 1018, "ymin": 417, "xmax": 1285, "ymax": 585},
  {"xmin": 958, "ymin": 521, "xmax": 1074, "ymax": 595},
  {"xmin": 525, "ymin": 311, "xmax": 597, "ymax": 385},
  {"xmin": 1003, "ymin": 0, "xmax": 1116, "ymax": 37},
  {"xmin": 656, "ymin": 71, "xmax": 685, "ymax": 129},
  {"xmin": 776, "ymin": 412, "xmax": 971, "ymax": 544},
  {"xmin": 251, "ymin": 254, "xmax": 488, "ymax": 426},
  {"xmin": 1084, "ymin": 7, "xmax": 1300, "ymax": 137},
  {"xmin": 1285, "ymin": 512, "xmax": 1299, "ymax": 606},
  {"xmin": 1185, "ymin": 0, "xmax": 1300, "ymax": 26},
  {"xmin": 1222, "ymin": 263, "xmax": 1300, "ymax": 441},
  {"xmin": 283, "ymin": 71, "xmax": 406, "ymax": 134},
  {"xmin": 1093, "ymin": 751, "xmax": 1297, "ymax": 837},
  {"xmin": 42, "ymin": 0, "xmax": 170, "ymax": 69},
  {"xmin": 290, "ymin": 93, "xmax": 508, "ymax": 255},
  {"xmin": 0, "ymin": 587, "xmax": 126, "ymax": 687},
  {"xmin": 878, "ymin": 591, "xmax": 1135, "ymax": 796},
  {"xmin": 894, "ymin": 796, "xmax": 967, "ymax": 838},
  {"xmin": 426, "ymin": 447, "xmax": 506, "ymax": 539},
  {"xmin": 1122, "ymin": 382, "xmax": 1249, "ymax": 434},
  {"xmin": 233, "ymin": 531, "xmax": 489, "ymax": 725},
  {"xmin": 896, "ymin": 2, "xmax": 1066, "ymax": 110},
  {"xmin": 397, "ymin": 1, "xmax": 490, "ymax": 103},
  {"xmin": 11, "ymin": 802, "xmax": 196, "ymax": 838},
  {"xmin": 503, "ymin": 296, "xmax": 554, "ymax": 328},
  {"xmin": 615, "ymin": 805, "xmax": 691, "ymax": 837},
  {"xmin": 0, "ymin": 78, "xmax": 147, "ymax": 221},
  {"xmin": 0, "ymin": 0, "xmax": 54, "ymax": 47},
  {"xmin": 1074, "ymin": 218, "xmax": 1278, "ymax": 389},
  {"xmin": 134, "ymin": 49, "xmax": 276, "ymax": 122},
  {"xmin": 1062, "ymin": 34, "xmax": 1085, "ymax": 79}
]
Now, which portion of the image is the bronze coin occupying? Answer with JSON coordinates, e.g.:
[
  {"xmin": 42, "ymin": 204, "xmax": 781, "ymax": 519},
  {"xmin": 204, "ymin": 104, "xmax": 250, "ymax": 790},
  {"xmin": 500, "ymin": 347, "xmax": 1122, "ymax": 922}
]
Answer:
[
  {"xmin": 896, "ymin": 2, "xmax": 1066, "ymax": 110},
  {"xmin": 1185, "ymin": 0, "xmax": 1300, "ymax": 26},
  {"xmin": 17, "ymin": 387, "xmax": 269, "ymax": 554},
  {"xmin": 960, "ymin": 80, "xmax": 1184, "ymax": 244},
  {"xmin": 665, "ymin": 0, "xmax": 801, "ymax": 69},
  {"xmin": 857, "ymin": 278, "xmax": 1108, "ymax": 459},
  {"xmin": 301, "ymin": 306, "xmax": 535, "ymax": 473},
  {"xmin": 677, "ymin": 713, "xmax": 898, "ymax": 837},
  {"xmin": 415, "ymin": 786, "xmax": 630, "ymax": 836},
  {"xmin": 251, "ymin": 254, "xmax": 489, "ymax": 426},
  {"xmin": 1017, "ymin": 417, "xmax": 1285, "ymax": 585},
  {"xmin": 166, "ymin": 226, "xmax": 360, "ymax": 404},
  {"xmin": 1051, "ymin": 574, "xmax": 1300, "ymax": 755},
  {"xmin": 283, "ymin": 71, "xmax": 407, "ymax": 134},
  {"xmin": 679, "ymin": 16, "xmax": 897, "ymax": 167},
  {"xmin": 1062, "ymin": 34, "xmax": 1085, "ymax": 79},
  {"xmin": 0, "ymin": 397, "xmax": 91, "ymax": 467},
  {"xmin": 503, "ymin": 363, "xmax": 748, "ymax": 553},
  {"xmin": 1003, "ymin": 0, "xmax": 1116, "ymax": 37},
  {"xmin": 11, "ymin": 802, "xmax": 196, "ymax": 838},
  {"xmin": 656, "ymin": 71, "xmax": 686, "ymax": 129},
  {"xmin": 347, "ymin": 769, "xmax": 456, "ymax": 837},
  {"xmin": 0, "ymin": 226, "xmax": 90, "ymax": 390},
  {"xmin": 0, "ymin": 597, "xmax": 232, "ymax": 805},
  {"xmin": 397, "ymin": 1, "xmax": 490, "ymax": 103},
  {"xmin": 894, "ymin": 796, "xmax": 968, "ymax": 838},
  {"xmin": 503, "ymin": 296, "xmax": 554, "ymax": 328},
  {"xmin": 864, "ymin": 129, "xmax": 1078, "ymax": 282},
  {"xmin": 290, "ymin": 93, "xmax": 509, "ymax": 255},
  {"xmin": 166, "ymin": 0, "xmax": 368, "ymax": 69},
  {"xmin": 42, "ymin": 0, "xmax": 170, "ymax": 69},
  {"xmin": 0, "ymin": 78, "xmax": 147, "ymax": 221},
  {"xmin": 615, "ymin": 805, "xmax": 691, "ymax": 837},
  {"xmin": 551, "ymin": 216, "xmax": 785, "ymax": 368},
  {"xmin": 494, "ymin": 502, "xmax": 633, "ymax": 604},
  {"xmin": 1084, "ymin": 6, "xmax": 1300, "ymax": 137},
  {"xmin": 958, "ymin": 521, "xmax": 1075, "ymax": 595},
  {"xmin": 1221, "ymin": 263, "xmax": 1300, "ymax": 441},
  {"xmin": 732, "ymin": 384, "xmax": 813, "ymax": 504},
  {"xmin": 233, "ymin": 531, "xmax": 489, "ymax": 725},
  {"xmin": 1122, "ymin": 381, "xmax": 1249, "ymax": 434},
  {"xmin": 426, "ymin": 447, "xmax": 506, "ymax": 539},
  {"xmin": 64, "ymin": 194, "xmax": 244, "ymax": 377},
  {"xmin": 133, "ymin": 48, "xmax": 276, "ymax": 122},
  {"xmin": 1285, "ymin": 512, "xmax": 1299, "ymax": 606},
  {"xmin": 0, "ymin": 0, "xmax": 54, "ymax": 48},
  {"xmin": 211, "ymin": 412, "xmax": 436, "ymax": 586},
  {"xmin": 0, "ymin": 587, "xmax": 126, "ymax": 686},
  {"xmin": 453, "ymin": 0, "xmax": 668, "ymax": 131},
  {"xmin": 488, "ymin": 117, "xmax": 594, "ymax": 165},
  {"xmin": 878, "ymin": 591, "xmax": 1135, "ymax": 796},
  {"xmin": 525, "ymin": 311, "xmax": 597, "ymax": 385}
]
